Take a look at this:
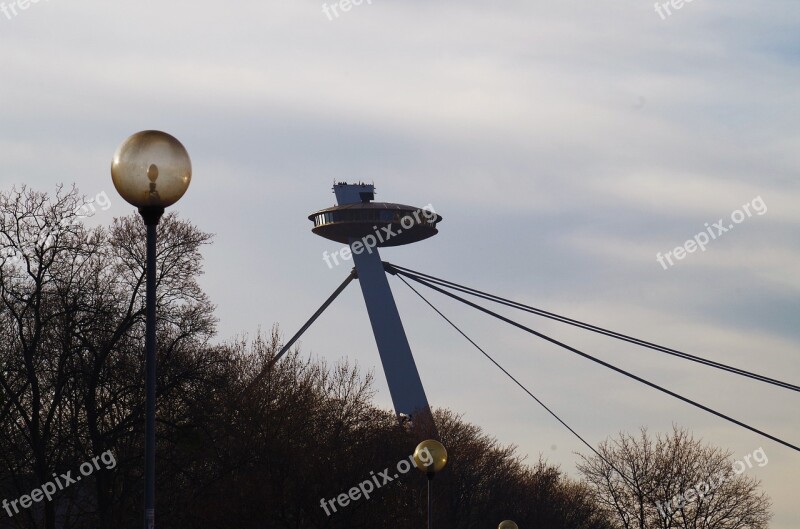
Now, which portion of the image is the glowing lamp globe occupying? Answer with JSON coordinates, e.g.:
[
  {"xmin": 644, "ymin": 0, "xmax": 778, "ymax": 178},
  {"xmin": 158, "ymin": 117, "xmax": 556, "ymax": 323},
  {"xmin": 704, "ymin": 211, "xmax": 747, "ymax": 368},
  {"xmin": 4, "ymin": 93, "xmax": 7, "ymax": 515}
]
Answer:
[
  {"xmin": 498, "ymin": 521, "xmax": 519, "ymax": 529},
  {"xmin": 111, "ymin": 130, "xmax": 191, "ymax": 209},
  {"xmin": 413, "ymin": 439, "xmax": 448, "ymax": 474}
]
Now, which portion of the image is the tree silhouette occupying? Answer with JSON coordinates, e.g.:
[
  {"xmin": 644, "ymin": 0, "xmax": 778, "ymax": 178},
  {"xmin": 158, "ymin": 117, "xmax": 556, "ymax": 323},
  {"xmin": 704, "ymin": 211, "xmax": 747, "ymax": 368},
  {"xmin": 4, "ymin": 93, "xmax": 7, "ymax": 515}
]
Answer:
[{"xmin": 577, "ymin": 426, "xmax": 771, "ymax": 529}]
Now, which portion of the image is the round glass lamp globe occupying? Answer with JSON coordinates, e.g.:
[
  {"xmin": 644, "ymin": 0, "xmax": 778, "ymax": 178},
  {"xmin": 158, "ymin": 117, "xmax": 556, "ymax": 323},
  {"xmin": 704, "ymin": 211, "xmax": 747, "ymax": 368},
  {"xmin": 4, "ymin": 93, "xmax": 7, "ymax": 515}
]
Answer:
[
  {"xmin": 111, "ymin": 130, "xmax": 191, "ymax": 208},
  {"xmin": 498, "ymin": 521, "xmax": 519, "ymax": 529},
  {"xmin": 413, "ymin": 439, "xmax": 448, "ymax": 474}
]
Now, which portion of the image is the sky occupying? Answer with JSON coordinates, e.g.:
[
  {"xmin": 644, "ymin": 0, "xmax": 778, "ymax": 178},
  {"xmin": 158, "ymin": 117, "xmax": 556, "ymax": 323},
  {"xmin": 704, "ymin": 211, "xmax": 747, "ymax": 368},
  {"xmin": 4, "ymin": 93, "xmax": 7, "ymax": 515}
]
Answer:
[{"xmin": 1, "ymin": 0, "xmax": 798, "ymax": 526}]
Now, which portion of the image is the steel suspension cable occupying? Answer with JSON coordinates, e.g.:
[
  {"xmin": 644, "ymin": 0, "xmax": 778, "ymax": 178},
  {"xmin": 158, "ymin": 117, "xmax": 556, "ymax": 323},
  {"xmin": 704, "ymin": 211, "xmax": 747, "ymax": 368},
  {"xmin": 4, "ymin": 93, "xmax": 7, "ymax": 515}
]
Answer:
[
  {"xmin": 395, "ymin": 274, "xmax": 640, "ymax": 488},
  {"xmin": 239, "ymin": 269, "xmax": 357, "ymax": 399},
  {"xmin": 387, "ymin": 263, "xmax": 799, "ymax": 393},
  {"xmin": 388, "ymin": 266, "xmax": 800, "ymax": 453}
]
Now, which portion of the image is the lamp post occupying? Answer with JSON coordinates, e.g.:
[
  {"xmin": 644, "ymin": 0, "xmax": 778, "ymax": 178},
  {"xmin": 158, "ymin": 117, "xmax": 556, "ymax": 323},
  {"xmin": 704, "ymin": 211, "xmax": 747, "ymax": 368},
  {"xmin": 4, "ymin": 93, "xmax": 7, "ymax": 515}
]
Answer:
[
  {"xmin": 498, "ymin": 521, "xmax": 519, "ymax": 529},
  {"xmin": 414, "ymin": 439, "xmax": 448, "ymax": 529},
  {"xmin": 111, "ymin": 130, "xmax": 192, "ymax": 529}
]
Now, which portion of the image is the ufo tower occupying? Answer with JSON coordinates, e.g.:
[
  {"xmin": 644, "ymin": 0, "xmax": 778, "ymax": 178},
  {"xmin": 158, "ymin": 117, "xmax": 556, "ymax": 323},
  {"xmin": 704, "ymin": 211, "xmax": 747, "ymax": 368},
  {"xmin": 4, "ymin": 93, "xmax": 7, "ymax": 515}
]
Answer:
[{"xmin": 309, "ymin": 183, "xmax": 442, "ymax": 426}]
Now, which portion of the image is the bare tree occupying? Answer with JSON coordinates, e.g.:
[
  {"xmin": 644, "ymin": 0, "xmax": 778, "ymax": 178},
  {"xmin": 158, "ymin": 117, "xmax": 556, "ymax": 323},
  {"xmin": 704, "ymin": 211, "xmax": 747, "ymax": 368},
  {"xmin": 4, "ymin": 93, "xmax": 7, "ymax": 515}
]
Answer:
[
  {"xmin": 71, "ymin": 209, "xmax": 216, "ymax": 527},
  {"xmin": 0, "ymin": 186, "xmax": 216, "ymax": 529},
  {"xmin": 0, "ymin": 185, "xmax": 96, "ymax": 529},
  {"xmin": 576, "ymin": 426, "xmax": 772, "ymax": 529}
]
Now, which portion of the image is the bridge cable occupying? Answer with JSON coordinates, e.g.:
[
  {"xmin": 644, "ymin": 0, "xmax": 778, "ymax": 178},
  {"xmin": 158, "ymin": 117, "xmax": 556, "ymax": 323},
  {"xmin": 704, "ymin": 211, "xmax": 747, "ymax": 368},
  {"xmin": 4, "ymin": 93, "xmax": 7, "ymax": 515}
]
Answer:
[
  {"xmin": 387, "ymin": 265, "xmax": 800, "ymax": 453},
  {"xmin": 239, "ymin": 268, "xmax": 357, "ymax": 399},
  {"xmin": 395, "ymin": 274, "xmax": 639, "ymax": 488},
  {"xmin": 387, "ymin": 263, "xmax": 799, "ymax": 393}
]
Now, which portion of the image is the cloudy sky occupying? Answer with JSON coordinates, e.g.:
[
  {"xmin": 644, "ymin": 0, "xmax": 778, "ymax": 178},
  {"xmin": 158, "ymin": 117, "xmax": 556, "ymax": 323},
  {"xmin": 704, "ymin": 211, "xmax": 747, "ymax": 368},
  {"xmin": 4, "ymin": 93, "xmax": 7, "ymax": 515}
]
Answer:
[{"xmin": 2, "ymin": 0, "xmax": 798, "ymax": 526}]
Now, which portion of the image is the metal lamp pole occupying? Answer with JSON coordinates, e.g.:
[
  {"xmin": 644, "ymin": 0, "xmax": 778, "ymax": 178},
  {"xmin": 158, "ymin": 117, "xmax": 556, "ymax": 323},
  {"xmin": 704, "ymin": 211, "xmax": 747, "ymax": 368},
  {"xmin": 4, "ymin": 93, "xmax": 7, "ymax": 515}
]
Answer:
[
  {"xmin": 142, "ymin": 206, "xmax": 163, "ymax": 529},
  {"xmin": 427, "ymin": 471, "xmax": 434, "ymax": 529},
  {"xmin": 111, "ymin": 131, "xmax": 192, "ymax": 529}
]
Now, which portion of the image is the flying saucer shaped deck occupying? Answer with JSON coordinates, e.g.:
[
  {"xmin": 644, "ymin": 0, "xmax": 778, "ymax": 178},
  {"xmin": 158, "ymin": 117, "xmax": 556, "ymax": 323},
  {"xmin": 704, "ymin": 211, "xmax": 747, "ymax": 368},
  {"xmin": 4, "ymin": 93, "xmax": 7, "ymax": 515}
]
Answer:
[{"xmin": 309, "ymin": 202, "xmax": 442, "ymax": 246}]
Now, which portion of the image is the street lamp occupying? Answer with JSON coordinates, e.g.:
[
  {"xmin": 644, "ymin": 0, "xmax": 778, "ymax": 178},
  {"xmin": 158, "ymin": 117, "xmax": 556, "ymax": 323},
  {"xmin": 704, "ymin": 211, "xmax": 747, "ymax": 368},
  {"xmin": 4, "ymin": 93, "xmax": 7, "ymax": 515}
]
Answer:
[
  {"xmin": 111, "ymin": 130, "xmax": 192, "ymax": 529},
  {"xmin": 414, "ymin": 439, "xmax": 448, "ymax": 529},
  {"xmin": 498, "ymin": 521, "xmax": 519, "ymax": 529}
]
